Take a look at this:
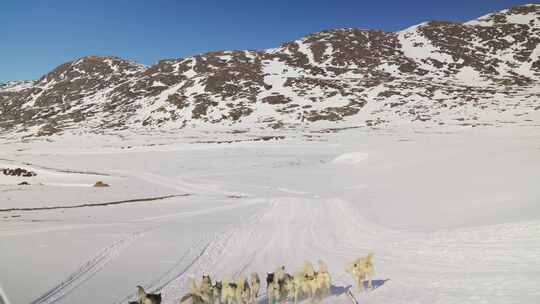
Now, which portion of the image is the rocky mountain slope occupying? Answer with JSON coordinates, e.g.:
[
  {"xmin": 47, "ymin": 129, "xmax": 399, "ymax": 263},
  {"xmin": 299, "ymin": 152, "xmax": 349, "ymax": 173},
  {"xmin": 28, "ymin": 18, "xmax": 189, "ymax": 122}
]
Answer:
[{"xmin": 1, "ymin": 4, "xmax": 538, "ymax": 137}]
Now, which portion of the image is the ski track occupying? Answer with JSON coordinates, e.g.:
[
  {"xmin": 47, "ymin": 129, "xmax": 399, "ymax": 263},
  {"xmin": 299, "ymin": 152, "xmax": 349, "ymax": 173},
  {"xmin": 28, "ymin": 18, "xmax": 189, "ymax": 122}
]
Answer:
[{"xmin": 29, "ymin": 231, "xmax": 146, "ymax": 304}]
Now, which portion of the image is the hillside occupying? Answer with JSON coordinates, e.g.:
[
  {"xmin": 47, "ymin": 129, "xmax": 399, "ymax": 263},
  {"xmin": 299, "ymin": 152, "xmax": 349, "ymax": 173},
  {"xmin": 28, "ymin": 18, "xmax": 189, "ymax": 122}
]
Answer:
[{"xmin": 0, "ymin": 4, "xmax": 538, "ymax": 138}]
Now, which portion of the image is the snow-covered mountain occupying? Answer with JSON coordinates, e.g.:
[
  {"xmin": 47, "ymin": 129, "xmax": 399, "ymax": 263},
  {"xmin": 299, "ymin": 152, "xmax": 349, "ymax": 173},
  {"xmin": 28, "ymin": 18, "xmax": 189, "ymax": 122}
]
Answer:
[{"xmin": 1, "ymin": 4, "xmax": 538, "ymax": 137}]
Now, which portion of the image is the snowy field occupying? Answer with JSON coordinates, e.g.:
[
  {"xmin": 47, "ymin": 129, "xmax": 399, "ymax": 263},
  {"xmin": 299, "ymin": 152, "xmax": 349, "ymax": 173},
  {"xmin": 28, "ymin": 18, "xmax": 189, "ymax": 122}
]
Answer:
[{"xmin": 1, "ymin": 125, "xmax": 540, "ymax": 304}]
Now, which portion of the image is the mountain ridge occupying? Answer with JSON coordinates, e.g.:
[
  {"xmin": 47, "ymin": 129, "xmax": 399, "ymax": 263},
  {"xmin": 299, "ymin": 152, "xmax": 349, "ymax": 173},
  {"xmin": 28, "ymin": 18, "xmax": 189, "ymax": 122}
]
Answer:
[{"xmin": 1, "ymin": 4, "xmax": 538, "ymax": 137}]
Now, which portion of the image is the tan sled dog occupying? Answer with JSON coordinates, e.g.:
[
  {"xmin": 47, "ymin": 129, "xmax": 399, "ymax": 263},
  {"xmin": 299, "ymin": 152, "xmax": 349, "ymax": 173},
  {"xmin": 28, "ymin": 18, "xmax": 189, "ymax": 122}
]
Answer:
[
  {"xmin": 316, "ymin": 260, "xmax": 331, "ymax": 297},
  {"xmin": 345, "ymin": 252, "xmax": 375, "ymax": 292},
  {"xmin": 250, "ymin": 273, "xmax": 260, "ymax": 303}
]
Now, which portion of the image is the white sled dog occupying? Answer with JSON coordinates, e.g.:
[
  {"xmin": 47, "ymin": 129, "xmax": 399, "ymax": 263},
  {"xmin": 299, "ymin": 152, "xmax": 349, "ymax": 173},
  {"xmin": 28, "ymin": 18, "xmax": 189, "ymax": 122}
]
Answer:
[{"xmin": 345, "ymin": 252, "xmax": 375, "ymax": 292}]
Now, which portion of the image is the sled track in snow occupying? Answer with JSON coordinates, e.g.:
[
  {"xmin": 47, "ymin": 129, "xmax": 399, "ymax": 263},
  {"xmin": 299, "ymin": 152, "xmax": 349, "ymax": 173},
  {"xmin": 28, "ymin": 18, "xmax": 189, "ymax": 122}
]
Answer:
[
  {"xmin": 29, "ymin": 232, "xmax": 146, "ymax": 304},
  {"xmin": 0, "ymin": 194, "xmax": 191, "ymax": 212},
  {"xmin": 113, "ymin": 239, "xmax": 213, "ymax": 304}
]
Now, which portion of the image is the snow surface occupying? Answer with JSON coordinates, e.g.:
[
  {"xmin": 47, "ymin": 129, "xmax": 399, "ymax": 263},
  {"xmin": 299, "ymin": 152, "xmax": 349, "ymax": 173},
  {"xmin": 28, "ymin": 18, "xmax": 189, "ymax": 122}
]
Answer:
[
  {"xmin": 0, "ymin": 81, "xmax": 35, "ymax": 93},
  {"xmin": 1, "ymin": 125, "xmax": 540, "ymax": 304}
]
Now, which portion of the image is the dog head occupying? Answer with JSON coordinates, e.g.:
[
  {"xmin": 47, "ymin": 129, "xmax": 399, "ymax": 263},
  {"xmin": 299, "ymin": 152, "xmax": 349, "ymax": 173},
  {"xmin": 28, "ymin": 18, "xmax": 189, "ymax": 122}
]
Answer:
[
  {"xmin": 266, "ymin": 272, "xmax": 275, "ymax": 285},
  {"xmin": 201, "ymin": 274, "xmax": 212, "ymax": 288},
  {"xmin": 275, "ymin": 266, "xmax": 286, "ymax": 281},
  {"xmin": 318, "ymin": 260, "xmax": 328, "ymax": 273}
]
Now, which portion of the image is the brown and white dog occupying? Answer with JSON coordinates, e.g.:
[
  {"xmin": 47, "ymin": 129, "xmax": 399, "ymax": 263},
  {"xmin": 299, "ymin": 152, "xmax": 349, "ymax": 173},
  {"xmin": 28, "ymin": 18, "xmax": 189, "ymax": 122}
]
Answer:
[{"xmin": 345, "ymin": 253, "xmax": 375, "ymax": 292}]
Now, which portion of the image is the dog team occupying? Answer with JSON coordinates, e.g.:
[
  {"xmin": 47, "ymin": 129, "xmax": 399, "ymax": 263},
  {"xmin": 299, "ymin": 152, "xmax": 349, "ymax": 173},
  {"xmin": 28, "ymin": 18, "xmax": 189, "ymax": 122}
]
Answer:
[{"xmin": 134, "ymin": 253, "xmax": 375, "ymax": 304}]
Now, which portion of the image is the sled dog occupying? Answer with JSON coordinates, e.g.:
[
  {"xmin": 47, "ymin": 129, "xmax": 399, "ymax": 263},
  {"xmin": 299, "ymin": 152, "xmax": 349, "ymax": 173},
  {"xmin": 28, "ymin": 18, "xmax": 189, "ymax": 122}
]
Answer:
[
  {"xmin": 249, "ymin": 273, "xmax": 260, "ymax": 303},
  {"xmin": 236, "ymin": 276, "xmax": 251, "ymax": 304},
  {"xmin": 345, "ymin": 252, "xmax": 375, "ymax": 292},
  {"xmin": 221, "ymin": 278, "xmax": 239, "ymax": 304},
  {"xmin": 315, "ymin": 260, "xmax": 331, "ymax": 298}
]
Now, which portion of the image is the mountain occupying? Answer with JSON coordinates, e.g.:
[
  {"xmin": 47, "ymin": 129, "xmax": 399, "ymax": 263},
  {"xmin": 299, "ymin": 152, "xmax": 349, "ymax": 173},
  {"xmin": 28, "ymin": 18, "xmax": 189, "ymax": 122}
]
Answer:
[{"xmin": 1, "ymin": 4, "xmax": 538, "ymax": 137}]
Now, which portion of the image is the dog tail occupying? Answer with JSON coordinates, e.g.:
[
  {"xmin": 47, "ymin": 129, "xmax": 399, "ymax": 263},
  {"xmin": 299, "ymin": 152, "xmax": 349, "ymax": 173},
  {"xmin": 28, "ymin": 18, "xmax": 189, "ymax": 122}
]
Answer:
[
  {"xmin": 318, "ymin": 259, "xmax": 328, "ymax": 273},
  {"xmin": 251, "ymin": 272, "xmax": 260, "ymax": 285},
  {"xmin": 275, "ymin": 265, "xmax": 285, "ymax": 279},
  {"xmin": 237, "ymin": 275, "xmax": 247, "ymax": 287},
  {"xmin": 367, "ymin": 252, "xmax": 375, "ymax": 262},
  {"xmin": 187, "ymin": 277, "xmax": 199, "ymax": 294},
  {"xmin": 303, "ymin": 261, "xmax": 315, "ymax": 276},
  {"xmin": 345, "ymin": 261, "xmax": 354, "ymax": 273}
]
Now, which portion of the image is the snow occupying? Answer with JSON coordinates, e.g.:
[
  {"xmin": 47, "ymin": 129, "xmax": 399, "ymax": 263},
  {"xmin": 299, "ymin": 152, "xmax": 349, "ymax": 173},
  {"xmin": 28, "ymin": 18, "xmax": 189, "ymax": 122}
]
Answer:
[
  {"xmin": 1, "ymin": 125, "xmax": 539, "ymax": 304},
  {"xmin": 0, "ymin": 80, "xmax": 35, "ymax": 93},
  {"xmin": 505, "ymin": 12, "xmax": 538, "ymax": 25},
  {"xmin": 465, "ymin": 4, "xmax": 539, "ymax": 26},
  {"xmin": 397, "ymin": 25, "xmax": 454, "ymax": 73},
  {"xmin": 454, "ymin": 66, "xmax": 484, "ymax": 84},
  {"xmin": 330, "ymin": 152, "xmax": 369, "ymax": 164}
]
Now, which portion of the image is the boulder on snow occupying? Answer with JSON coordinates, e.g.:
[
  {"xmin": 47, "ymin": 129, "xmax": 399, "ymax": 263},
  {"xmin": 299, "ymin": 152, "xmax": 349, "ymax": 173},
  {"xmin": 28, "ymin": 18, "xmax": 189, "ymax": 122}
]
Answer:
[{"xmin": 93, "ymin": 181, "xmax": 110, "ymax": 187}]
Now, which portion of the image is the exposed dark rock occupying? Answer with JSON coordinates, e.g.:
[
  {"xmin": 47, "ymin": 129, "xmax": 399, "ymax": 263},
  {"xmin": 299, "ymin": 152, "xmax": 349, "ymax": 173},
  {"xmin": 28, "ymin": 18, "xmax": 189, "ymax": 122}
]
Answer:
[{"xmin": 2, "ymin": 168, "xmax": 37, "ymax": 177}]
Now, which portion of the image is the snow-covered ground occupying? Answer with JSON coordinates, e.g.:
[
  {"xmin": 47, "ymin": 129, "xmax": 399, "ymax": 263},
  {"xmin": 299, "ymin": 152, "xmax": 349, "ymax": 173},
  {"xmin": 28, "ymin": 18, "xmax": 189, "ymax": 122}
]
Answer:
[{"xmin": 1, "ymin": 125, "xmax": 539, "ymax": 304}]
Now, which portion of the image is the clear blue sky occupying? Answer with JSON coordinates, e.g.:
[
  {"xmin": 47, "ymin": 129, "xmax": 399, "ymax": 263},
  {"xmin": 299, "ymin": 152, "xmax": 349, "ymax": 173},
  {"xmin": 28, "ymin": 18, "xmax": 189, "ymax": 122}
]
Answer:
[{"xmin": 0, "ymin": 0, "xmax": 533, "ymax": 83}]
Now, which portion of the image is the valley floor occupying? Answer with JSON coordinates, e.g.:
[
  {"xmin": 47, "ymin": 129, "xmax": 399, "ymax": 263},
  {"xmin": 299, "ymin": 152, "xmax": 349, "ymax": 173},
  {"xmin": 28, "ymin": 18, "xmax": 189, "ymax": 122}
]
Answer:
[{"xmin": 1, "ymin": 125, "xmax": 539, "ymax": 304}]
